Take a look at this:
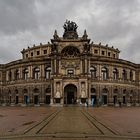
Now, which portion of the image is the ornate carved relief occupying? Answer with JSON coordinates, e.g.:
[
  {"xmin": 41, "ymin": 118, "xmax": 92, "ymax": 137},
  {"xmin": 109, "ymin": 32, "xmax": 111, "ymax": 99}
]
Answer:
[
  {"xmin": 61, "ymin": 59, "xmax": 80, "ymax": 68},
  {"xmin": 61, "ymin": 46, "xmax": 80, "ymax": 57}
]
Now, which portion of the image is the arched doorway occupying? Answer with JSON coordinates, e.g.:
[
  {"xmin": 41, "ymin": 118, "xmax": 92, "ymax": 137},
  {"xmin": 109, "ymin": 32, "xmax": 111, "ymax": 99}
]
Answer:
[
  {"xmin": 102, "ymin": 88, "xmax": 108, "ymax": 105},
  {"xmin": 64, "ymin": 84, "xmax": 77, "ymax": 104}
]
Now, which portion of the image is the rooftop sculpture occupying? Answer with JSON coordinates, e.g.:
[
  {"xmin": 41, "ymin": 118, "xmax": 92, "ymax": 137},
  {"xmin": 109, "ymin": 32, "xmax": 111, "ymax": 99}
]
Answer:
[{"xmin": 63, "ymin": 20, "xmax": 78, "ymax": 32}]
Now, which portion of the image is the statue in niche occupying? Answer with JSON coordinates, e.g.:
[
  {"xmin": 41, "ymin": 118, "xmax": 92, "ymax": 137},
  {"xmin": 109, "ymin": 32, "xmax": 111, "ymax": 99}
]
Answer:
[
  {"xmin": 55, "ymin": 83, "xmax": 61, "ymax": 98},
  {"xmin": 81, "ymin": 90, "xmax": 86, "ymax": 98},
  {"xmin": 81, "ymin": 82, "xmax": 86, "ymax": 98}
]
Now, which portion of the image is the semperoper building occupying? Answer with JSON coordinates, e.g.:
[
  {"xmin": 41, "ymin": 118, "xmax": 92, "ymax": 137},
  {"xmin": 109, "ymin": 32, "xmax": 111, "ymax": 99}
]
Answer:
[{"xmin": 0, "ymin": 20, "xmax": 140, "ymax": 106}]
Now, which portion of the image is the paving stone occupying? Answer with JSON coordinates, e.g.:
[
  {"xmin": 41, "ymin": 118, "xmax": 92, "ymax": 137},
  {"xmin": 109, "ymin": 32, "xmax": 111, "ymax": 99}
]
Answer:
[{"xmin": 0, "ymin": 106, "xmax": 140, "ymax": 140}]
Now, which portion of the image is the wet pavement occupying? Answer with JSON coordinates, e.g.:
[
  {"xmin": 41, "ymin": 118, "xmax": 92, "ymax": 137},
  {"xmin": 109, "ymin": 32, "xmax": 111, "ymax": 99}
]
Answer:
[
  {"xmin": 39, "ymin": 107, "xmax": 101, "ymax": 135},
  {"xmin": 0, "ymin": 106, "xmax": 140, "ymax": 140},
  {"xmin": 0, "ymin": 106, "xmax": 57, "ymax": 135}
]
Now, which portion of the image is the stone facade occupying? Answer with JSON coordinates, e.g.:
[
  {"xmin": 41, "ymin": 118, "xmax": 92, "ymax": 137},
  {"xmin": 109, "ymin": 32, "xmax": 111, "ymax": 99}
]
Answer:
[{"xmin": 0, "ymin": 20, "xmax": 140, "ymax": 106}]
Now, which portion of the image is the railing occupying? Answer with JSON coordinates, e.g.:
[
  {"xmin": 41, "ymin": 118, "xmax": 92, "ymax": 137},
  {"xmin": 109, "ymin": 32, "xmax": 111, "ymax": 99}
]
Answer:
[
  {"xmin": 62, "ymin": 75, "xmax": 79, "ymax": 79},
  {"xmin": 90, "ymin": 78, "xmax": 137, "ymax": 85},
  {"xmin": 3, "ymin": 76, "xmax": 138, "ymax": 86},
  {"xmin": 5, "ymin": 78, "xmax": 51, "ymax": 85}
]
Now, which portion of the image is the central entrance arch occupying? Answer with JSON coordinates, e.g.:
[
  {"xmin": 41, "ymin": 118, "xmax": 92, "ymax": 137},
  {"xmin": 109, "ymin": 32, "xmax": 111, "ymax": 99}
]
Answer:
[{"xmin": 64, "ymin": 84, "xmax": 77, "ymax": 104}]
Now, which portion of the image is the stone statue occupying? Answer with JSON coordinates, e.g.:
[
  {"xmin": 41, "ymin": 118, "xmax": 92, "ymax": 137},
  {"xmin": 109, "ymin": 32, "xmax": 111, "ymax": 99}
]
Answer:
[
  {"xmin": 63, "ymin": 20, "xmax": 78, "ymax": 32},
  {"xmin": 82, "ymin": 30, "xmax": 88, "ymax": 40},
  {"xmin": 53, "ymin": 30, "xmax": 59, "ymax": 40},
  {"xmin": 81, "ymin": 82, "xmax": 86, "ymax": 98},
  {"xmin": 55, "ymin": 82, "xmax": 61, "ymax": 98},
  {"xmin": 51, "ymin": 43, "xmax": 58, "ymax": 53},
  {"xmin": 83, "ymin": 43, "xmax": 91, "ymax": 53}
]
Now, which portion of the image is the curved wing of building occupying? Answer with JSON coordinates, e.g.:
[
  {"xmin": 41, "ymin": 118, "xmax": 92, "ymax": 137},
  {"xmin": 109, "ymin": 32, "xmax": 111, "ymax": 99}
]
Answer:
[{"xmin": 0, "ymin": 20, "xmax": 139, "ymax": 107}]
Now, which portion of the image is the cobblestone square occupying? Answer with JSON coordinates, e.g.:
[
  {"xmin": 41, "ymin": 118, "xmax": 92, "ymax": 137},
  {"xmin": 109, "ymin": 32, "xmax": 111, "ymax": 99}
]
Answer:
[{"xmin": 0, "ymin": 106, "xmax": 140, "ymax": 140}]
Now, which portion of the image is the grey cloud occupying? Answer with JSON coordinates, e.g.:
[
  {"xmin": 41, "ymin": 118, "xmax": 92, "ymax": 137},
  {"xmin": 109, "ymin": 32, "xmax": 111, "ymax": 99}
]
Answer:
[
  {"xmin": 0, "ymin": 0, "xmax": 140, "ymax": 63},
  {"xmin": 83, "ymin": 0, "xmax": 140, "ymax": 40},
  {"xmin": 0, "ymin": 0, "xmax": 38, "ymax": 34}
]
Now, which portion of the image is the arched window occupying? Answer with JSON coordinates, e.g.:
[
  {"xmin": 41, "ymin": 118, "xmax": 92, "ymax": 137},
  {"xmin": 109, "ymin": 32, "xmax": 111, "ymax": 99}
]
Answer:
[
  {"xmin": 113, "ymin": 68, "xmax": 118, "ymax": 80},
  {"xmin": 45, "ymin": 67, "xmax": 51, "ymax": 79},
  {"xmin": 33, "ymin": 88, "xmax": 39, "ymax": 93},
  {"xmin": 46, "ymin": 85, "xmax": 51, "ymax": 93},
  {"xmin": 123, "ymin": 89, "xmax": 126, "ymax": 94},
  {"xmin": 113, "ymin": 89, "xmax": 118, "ymax": 94},
  {"xmin": 90, "ymin": 67, "xmax": 96, "ymax": 78},
  {"xmin": 102, "ymin": 88, "xmax": 108, "ymax": 93},
  {"xmin": 15, "ymin": 69, "xmax": 19, "ymax": 80},
  {"xmin": 122, "ymin": 69, "xmax": 127, "ymax": 80},
  {"xmin": 15, "ymin": 89, "xmax": 18, "ymax": 94},
  {"xmin": 101, "ymin": 67, "xmax": 108, "ymax": 80},
  {"xmin": 8, "ymin": 71, "xmax": 12, "ymax": 81},
  {"xmin": 91, "ymin": 88, "xmax": 96, "ymax": 93},
  {"xmin": 33, "ymin": 67, "xmax": 40, "ymax": 79},
  {"xmin": 23, "ymin": 68, "xmax": 29, "ymax": 80},
  {"xmin": 130, "ymin": 70, "xmax": 133, "ymax": 81},
  {"xmin": 23, "ymin": 89, "xmax": 28, "ymax": 94}
]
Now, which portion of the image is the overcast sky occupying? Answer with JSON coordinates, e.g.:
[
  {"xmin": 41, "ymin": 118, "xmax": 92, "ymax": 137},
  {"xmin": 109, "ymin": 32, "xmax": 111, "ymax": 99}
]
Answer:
[{"xmin": 0, "ymin": 0, "xmax": 140, "ymax": 64}]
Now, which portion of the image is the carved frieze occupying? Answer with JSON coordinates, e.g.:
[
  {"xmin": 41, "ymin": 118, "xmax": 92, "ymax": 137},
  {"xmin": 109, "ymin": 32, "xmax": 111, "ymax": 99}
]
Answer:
[{"xmin": 61, "ymin": 59, "xmax": 80, "ymax": 68}]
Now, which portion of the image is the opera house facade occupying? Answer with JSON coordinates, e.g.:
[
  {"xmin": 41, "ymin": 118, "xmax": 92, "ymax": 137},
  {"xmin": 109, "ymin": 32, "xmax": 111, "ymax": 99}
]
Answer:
[{"xmin": 0, "ymin": 20, "xmax": 140, "ymax": 106}]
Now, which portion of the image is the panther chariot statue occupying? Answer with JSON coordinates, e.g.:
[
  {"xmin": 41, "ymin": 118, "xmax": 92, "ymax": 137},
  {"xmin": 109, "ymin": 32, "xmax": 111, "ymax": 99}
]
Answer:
[{"xmin": 63, "ymin": 20, "xmax": 78, "ymax": 39}]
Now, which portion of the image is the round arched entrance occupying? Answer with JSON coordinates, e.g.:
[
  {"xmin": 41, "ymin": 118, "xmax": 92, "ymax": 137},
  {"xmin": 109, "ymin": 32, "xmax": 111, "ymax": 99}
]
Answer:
[{"xmin": 64, "ymin": 84, "xmax": 77, "ymax": 104}]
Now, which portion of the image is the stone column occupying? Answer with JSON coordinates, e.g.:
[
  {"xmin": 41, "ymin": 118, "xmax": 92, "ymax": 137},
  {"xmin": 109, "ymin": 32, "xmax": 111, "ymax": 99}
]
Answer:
[
  {"xmin": 6, "ymin": 71, "xmax": 8, "ymax": 81},
  {"xmin": 133, "ymin": 70, "xmax": 136, "ymax": 81},
  {"xmin": 80, "ymin": 59, "xmax": 83, "ymax": 74},
  {"xmin": 20, "ymin": 67, "xmax": 23, "ymax": 80},
  {"xmin": 39, "ymin": 65, "xmax": 42, "ymax": 80},
  {"xmin": 28, "ymin": 65, "xmax": 31, "ymax": 79},
  {"xmin": 51, "ymin": 56, "xmax": 57, "ymax": 75},
  {"xmin": 85, "ymin": 58, "xmax": 87, "ymax": 74},
  {"xmin": 51, "ymin": 58, "xmax": 54, "ymax": 74},
  {"xmin": 54, "ymin": 59, "xmax": 57, "ymax": 74},
  {"xmin": 96, "ymin": 84, "xmax": 100, "ymax": 106},
  {"xmin": 50, "ymin": 80, "xmax": 54, "ymax": 105},
  {"xmin": 56, "ymin": 57, "xmax": 59, "ymax": 75},
  {"xmin": 88, "ymin": 58, "xmax": 90, "ymax": 74},
  {"xmin": 29, "ymin": 86, "xmax": 33, "ymax": 104},
  {"xmin": 96, "ymin": 65, "xmax": 99, "ymax": 80},
  {"xmin": 88, "ymin": 81, "xmax": 91, "ymax": 105},
  {"xmin": 119, "ymin": 67, "xmax": 122, "ymax": 81},
  {"xmin": 82, "ymin": 58, "xmax": 85, "ymax": 74},
  {"xmin": 11, "ymin": 69, "xmax": 14, "ymax": 81},
  {"xmin": 109, "ymin": 66, "xmax": 113, "ymax": 81},
  {"xmin": 41, "ymin": 65, "xmax": 45, "ymax": 79},
  {"xmin": 18, "ymin": 88, "xmax": 22, "ymax": 104},
  {"xmin": 108, "ymin": 85, "xmax": 113, "ymax": 106},
  {"xmin": 99, "ymin": 65, "xmax": 102, "ymax": 80},
  {"xmin": 40, "ymin": 85, "xmax": 44, "ymax": 105},
  {"xmin": 59, "ymin": 58, "xmax": 61, "ymax": 75},
  {"xmin": 60, "ymin": 81, "xmax": 63, "ymax": 104},
  {"xmin": 118, "ymin": 86, "xmax": 123, "ymax": 103},
  {"xmin": 127, "ymin": 69, "xmax": 130, "ymax": 81}
]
